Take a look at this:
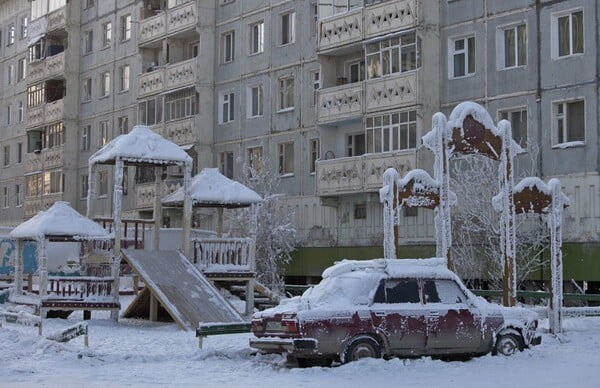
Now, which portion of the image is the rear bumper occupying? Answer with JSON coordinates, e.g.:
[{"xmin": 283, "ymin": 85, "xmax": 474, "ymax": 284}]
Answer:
[{"xmin": 249, "ymin": 337, "xmax": 318, "ymax": 355}]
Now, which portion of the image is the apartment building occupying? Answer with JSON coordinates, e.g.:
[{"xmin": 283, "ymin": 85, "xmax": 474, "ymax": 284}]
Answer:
[{"xmin": 0, "ymin": 0, "xmax": 598, "ymax": 283}]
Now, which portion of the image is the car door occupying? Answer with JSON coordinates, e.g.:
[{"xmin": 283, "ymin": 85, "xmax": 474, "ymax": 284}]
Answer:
[
  {"xmin": 370, "ymin": 278, "xmax": 427, "ymax": 355},
  {"xmin": 423, "ymin": 279, "xmax": 483, "ymax": 353}
]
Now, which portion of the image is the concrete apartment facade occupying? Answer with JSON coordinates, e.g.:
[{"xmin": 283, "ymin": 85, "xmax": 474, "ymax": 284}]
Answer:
[{"xmin": 0, "ymin": 0, "xmax": 598, "ymax": 283}]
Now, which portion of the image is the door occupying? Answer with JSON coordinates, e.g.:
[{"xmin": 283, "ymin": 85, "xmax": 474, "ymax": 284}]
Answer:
[
  {"xmin": 424, "ymin": 279, "xmax": 483, "ymax": 353},
  {"xmin": 370, "ymin": 279, "xmax": 427, "ymax": 354}
]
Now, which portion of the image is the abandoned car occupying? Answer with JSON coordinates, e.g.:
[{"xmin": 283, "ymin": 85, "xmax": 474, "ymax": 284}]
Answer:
[{"xmin": 250, "ymin": 258, "xmax": 541, "ymax": 366}]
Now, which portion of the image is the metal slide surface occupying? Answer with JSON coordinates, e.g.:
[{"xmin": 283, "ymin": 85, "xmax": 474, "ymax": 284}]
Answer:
[{"xmin": 121, "ymin": 249, "xmax": 245, "ymax": 331}]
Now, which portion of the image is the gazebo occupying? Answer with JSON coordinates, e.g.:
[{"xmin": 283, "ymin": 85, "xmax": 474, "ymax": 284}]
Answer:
[{"xmin": 9, "ymin": 201, "xmax": 116, "ymax": 331}]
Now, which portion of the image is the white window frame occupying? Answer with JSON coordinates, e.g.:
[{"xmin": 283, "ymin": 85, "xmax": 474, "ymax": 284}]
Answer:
[
  {"xmin": 81, "ymin": 125, "xmax": 91, "ymax": 151},
  {"xmin": 278, "ymin": 141, "xmax": 294, "ymax": 176},
  {"xmin": 247, "ymin": 146, "xmax": 263, "ymax": 175},
  {"xmin": 119, "ymin": 64, "xmax": 130, "ymax": 91},
  {"xmin": 311, "ymin": 70, "xmax": 320, "ymax": 106},
  {"xmin": 8, "ymin": 24, "xmax": 15, "ymax": 46},
  {"xmin": 100, "ymin": 71, "xmax": 111, "ymax": 97},
  {"xmin": 2, "ymin": 187, "xmax": 8, "ymax": 209},
  {"xmin": 20, "ymin": 17, "xmax": 28, "ymax": 39},
  {"xmin": 80, "ymin": 174, "xmax": 89, "ymax": 199},
  {"xmin": 117, "ymin": 116, "xmax": 129, "ymax": 135},
  {"xmin": 551, "ymin": 9, "xmax": 584, "ymax": 59},
  {"xmin": 15, "ymin": 184, "xmax": 22, "ymax": 207},
  {"xmin": 365, "ymin": 31, "xmax": 420, "ymax": 79},
  {"xmin": 3, "ymin": 145, "xmax": 10, "ymax": 167},
  {"xmin": 121, "ymin": 14, "xmax": 132, "ymax": 42},
  {"xmin": 552, "ymin": 98, "xmax": 586, "ymax": 146},
  {"xmin": 219, "ymin": 91, "xmax": 235, "ymax": 123},
  {"xmin": 309, "ymin": 138, "xmax": 319, "ymax": 174},
  {"xmin": 18, "ymin": 101, "xmax": 24, "ymax": 122},
  {"xmin": 247, "ymin": 85, "xmax": 263, "ymax": 118},
  {"xmin": 249, "ymin": 21, "xmax": 264, "ymax": 55},
  {"xmin": 497, "ymin": 23, "xmax": 527, "ymax": 70},
  {"xmin": 448, "ymin": 35, "xmax": 475, "ymax": 79},
  {"xmin": 84, "ymin": 30, "xmax": 93, "ymax": 54},
  {"xmin": 221, "ymin": 31, "xmax": 235, "ymax": 63},
  {"xmin": 365, "ymin": 110, "xmax": 418, "ymax": 153},
  {"xmin": 17, "ymin": 58, "xmax": 26, "ymax": 81},
  {"xmin": 347, "ymin": 59, "xmax": 365, "ymax": 83},
  {"xmin": 7, "ymin": 64, "xmax": 14, "ymax": 85},
  {"xmin": 219, "ymin": 151, "xmax": 234, "ymax": 178},
  {"xmin": 83, "ymin": 77, "xmax": 92, "ymax": 102},
  {"xmin": 99, "ymin": 120, "xmax": 109, "ymax": 147},
  {"xmin": 498, "ymin": 107, "xmax": 528, "ymax": 149},
  {"xmin": 98, "ymin": 170, "xmax": 108, "ymax": 197},
  {"xmin": 280, "ymin": 11, "xmax": 296, "ymax": 45},
  {"xmin": 102, "ymin": 22, "xmax": 112, "ymax": 48},
  {"xmin": 278, "ymin": 76, "xmax": 295, "ymax": 112}
]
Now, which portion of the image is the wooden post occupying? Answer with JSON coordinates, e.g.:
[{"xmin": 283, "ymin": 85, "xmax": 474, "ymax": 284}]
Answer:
[
  {"xmin": 149, "ymin": 292, "xmax": 158, "ymax": 322},
  {"xmin": 111, "ymin": 159, "xmax": 125, "ymax": 321},
  {"xmin": 246, "ymin": 278, "xmax": 255, "ymax": 316},
  {"xmin": 14, "ymin": 240, "xmax": 23, "ymax": 295},
  {"xmin": 181, "ymin": 162, "xmax": 192, "ymax": 258},
  {"xmin": 38, "ymin": 238, "xmax": 48, "ymax": 299},
  {"xmin": 153, "ymin": 166, "xmax": 163, "ymax": 251},
  {"xmin": 86, "ymin": 163, "xmax": 98, "ymax": 218}
]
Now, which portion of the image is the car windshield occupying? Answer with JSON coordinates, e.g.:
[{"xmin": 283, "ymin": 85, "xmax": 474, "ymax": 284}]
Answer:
[{"xmin": 300, "ymin": 271, "xmax": 384, "ymax": 309}]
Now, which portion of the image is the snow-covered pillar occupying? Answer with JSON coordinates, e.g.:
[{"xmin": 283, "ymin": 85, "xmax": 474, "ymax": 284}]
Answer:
[
  {"xmin": 38, "ymin": 238, "xmax": 48, "ymax": 299},
  {"xmin": 110, "ymin": 159, "xmax": 124, "ymax": 321},
  {"xmin": 498, "ymin": 120, "xmax": 517, "ymax": 307},
  {"xmin": 380, "ymin": 168, "xmax": 398, "ymax": 259},
  {"xmin": 548, "ymin": 179, "xmax": 566, "ymax": 334},
  {"xmin": 14, "ymin": 239, "xmax": 23, "ymax": 295},
  {"xmin": 249, "ymin": 203, "xmax": 258, "ymax": 272},
  {"xmin": 87, "ymin": 163, "xmax": 98, "ymax": 218},
  {"xmin": 153, "ymin": 166, "xmax": 163, "ymax": 251},
  {"xmin": 181, "ymin": 162, "xmax": 192, "ymax": 258}
]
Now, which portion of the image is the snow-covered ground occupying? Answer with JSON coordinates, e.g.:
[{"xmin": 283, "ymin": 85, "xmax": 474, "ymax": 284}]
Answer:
[{"xmin": 1, "ymin": 297, "xmax": 599, "ymax": 388}]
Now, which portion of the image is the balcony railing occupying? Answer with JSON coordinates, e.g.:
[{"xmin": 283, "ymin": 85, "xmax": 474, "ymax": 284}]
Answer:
[
  {"xmin": 47, "ymin": 6, "xmax": 67, "ymax": 32},
  {"xmin": 316, "ymin": 151, "xmax": 416, "ymax": 196},
  {"xmin": 29, "ymin": 52, "xmax": 66, "ymax": 83},
  {"xmin": 24, "ymin": 146, "xmax": 64, "ymax": 174},
  {"xmin": 317, "ymin": 0, "xmax": 416, "ymax": 53},
  {"xmin": 24, "ymin": 193, "xmax": 63, "ymax": 218},
  {"xmin": 192, "ymin": 237, "xmax": 255, "ymax": 273},
  {"xmin": 317, "ymin": 72, "xmax": 417, "ymax": 124},
  {"xmin": 164, "ymin": 117, "xmax": 195, "ymax": 145},
  {"xmin": 139, "ymin": 2, "xmax": 197, "ymax": 45},
  {"xmin": 138, "ymin": 58, "xmax": 196, "ymax": 97},
  {"xmin": 26, "ymin": 99, "xmax": 64, "ymax": 128},
  {"xmin": 135, "ymin": 182, "xmax": 181, "ymax": 209}
]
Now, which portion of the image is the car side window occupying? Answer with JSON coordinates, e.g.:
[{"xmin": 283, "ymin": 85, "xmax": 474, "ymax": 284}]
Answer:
[
  {"xmin": 384, "ymin": 279, "xmax": 420, "ymax": 303},
  {"xmin": 432, "ymin": 279, "xmax": 467, "ymax": 304},
  {"xmin": 423, "ymin": 280, "xmax": 440, "ymax": 303}
]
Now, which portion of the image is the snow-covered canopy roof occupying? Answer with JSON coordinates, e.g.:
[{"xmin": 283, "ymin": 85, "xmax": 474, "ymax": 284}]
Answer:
[
  {"xmin": 322, "ymin": 258, "xmax": 452, "ymax": 279},
  {"xmin": 9, "ymin": 202, "xmax": 111, "ymax": 241},
  {"xmin": 162, "ymin": 168, "xmax": 262, "ymax": 208},
  {"xmin": 89, "ymin": 125, "xmax": 192, "ymax": 166},
  {"xmin": 493, "ymin": 177, "xmax": 571, "ymax": 213}
]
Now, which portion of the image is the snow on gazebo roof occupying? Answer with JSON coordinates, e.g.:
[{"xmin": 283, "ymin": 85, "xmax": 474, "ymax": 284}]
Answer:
[
  {"xmin": 162, "ymin": 168, "xmax": 262, "ymax": 208},
  {"xmin": 9, "ymin": 201, "xmax": 111, "ymax": 240},
  {"xmin": 89, "ymin": 125, "xmax": 192, "ymax": 166}
]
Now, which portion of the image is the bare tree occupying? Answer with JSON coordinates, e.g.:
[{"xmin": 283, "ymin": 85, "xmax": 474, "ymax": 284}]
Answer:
[
  {"xmin": 450, "ymin": 152, "xmax": 548, "ymax": 290},
  {"xmin": 228, "ymin": 156, "xmax": 296, "ymax": 293}
]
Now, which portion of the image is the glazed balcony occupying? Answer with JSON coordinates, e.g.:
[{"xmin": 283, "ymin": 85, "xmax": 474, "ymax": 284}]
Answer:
[
  {"xmin": 317, "ymin": 72, "xmax": 417, "ymax": 124},
  {"xmin": 317, "ymin": 0, "xmax": 416, "ymax": 54},
  {"xmin": 27, "ymin": 52, "xmax": 66, "ymax": 83},
  {"xmin": 139, "ymin": 2, "xmax": 197, "ymax": 45},
  {"xmin": 315, "ymin": 151, "xmax": 416, "ymax": 196},
  {"xmin": 26, "ymin": 99, "xmax": 64, "ymax": 129},
  {"xmin": 138, "ymin": 58, "xmax": 196, "ymax": 98},
  {"xmin": 24, "ymin": 146, "xmax": 64, "ymax": 174}
]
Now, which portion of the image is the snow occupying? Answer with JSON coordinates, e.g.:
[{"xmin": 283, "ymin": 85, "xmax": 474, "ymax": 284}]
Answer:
[
  {"xmin": 1, "ymin": 297, "xmax": 600, "ymax": 387},
  {"xmin": 553, "ymin": 141, "xmax": 585, "ymax": 149},
  {"xmin": 162, "ymin": 168, "xmax": 262, "ymax": 207},
  {"xmin": 89, "ymin": 125, "xmax": 192, "ymax": 166},
  {"xmin": 9, "ymin": 202, "xmax": 111, "ymax": 241}
]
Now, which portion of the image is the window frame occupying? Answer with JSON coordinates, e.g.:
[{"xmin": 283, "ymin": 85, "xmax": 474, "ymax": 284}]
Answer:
[
  {"xmin": 365, "ymin": 110, "xmax": 418, "ymax": 153},
  {"xmin": 219, "ymin": 91, "xmax": 235, "ymax": 123},
  {"xmin": 84, "ymin": 29, "xmax": 93, "ymax": 54},
  {"xmin": 102, "ymin": 21, "xmax": 112, "ymax": 48},
  {"xmin": 98, "ymin": 120, "xmax": 110, "ymax": 148},
  {"xmin": 309, "ymin": 138, "xmax": 319, "ymax": 174},
  {"xmin": 100, "ymin": 71, "xmax": 111, "ymax": 97},
  {"xmin": 221, "ymin": 30, "xmax": 235, "ymax": 64},
  {"xmin": 498, "ymin": 107, "xmax": 528, "ymax": 149},
  {"xmin": 81, "ymin": 125, "xmax": 91, "ymax": 151},
  {"xmin": 121, "ymin": 14, "xmax": 132, "ymax": 42},
  {"xmin": 449, "ymin": 35, "xmax": 475, "ymax": 79},
  {"xmin": 366, "ymin": 31, "xmax": 420, "ymax": 80},
  {"xmin": 278, "ymin": 141, "xmax": 294, "ymax": 176},
  {"xmin": 551, "ymin": 9, "xmax": 584, "ymax": 59},
  {"xmin": 247, "ymin": 84, "xmax": 264, "ymax": 118},
  {"xmin": 552, "ymin": 98, "xmax": 586, "ymax": 146},
  {"xmin": 119, "ymin": 64, "xmax": 130, "ymax": 92},
  {"xmin": 280, "ymin": 11, "xmax": 296, "ymax": 46},
  {"xmin": 278, "ymin": 75, "xmax": 295, "ymax": 112},
  {"xmin": 219, "ymin": 151, "xmax": 234, "ymax": 178},
  {"xmin": 249, "ymin": 20, "xmax": 265, "ymax": 55},
  {"xmin": 498, "ymin": 23, "xmax": 527, "ymax": 70}
]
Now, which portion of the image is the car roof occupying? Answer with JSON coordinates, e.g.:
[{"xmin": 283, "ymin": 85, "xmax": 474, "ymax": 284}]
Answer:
[{"xmin": 322, "ymin": 258, "xmax": 457, "ymax": 280}]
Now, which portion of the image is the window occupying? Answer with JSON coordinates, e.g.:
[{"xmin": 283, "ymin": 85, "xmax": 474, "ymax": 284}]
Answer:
[
  {"xmin": 249, "ymin": 21, "xmax": 264, "ymax": 55},
  {"xmin": 309, "ymin": 138, "xmax": 319, "ymax": 174},
  {"xmin": 99, "ymin": 120, "xmax": 110, "ymax": 147},
  {"xmin": 281, "ymin": 11, "xmax": 295, "ymax": 45},
  {"xmin": 367, "ymin": 32, "xmax": 420, "ymax": 79},
  {"xmin": 499, "ymin": 108, "xmax": 528, "ymax": 147},
  {"xmin": 553, "ymin": 10, "xmax": 584, "ymax": 58},
  {"xmin": 278, "ymin": 142, "xmax": 294, "ymax": 175},
  {"xmin": 318, "ymin": 0, "xmax": 362, "ymax": 19},
  {"xmin": 121, "ymin": 14, "xmax": 132, "ymax": 41},
  {"xmin": 554, "ymin": 100, "xmax": 585, "ymax": 145},
  {"xmin": 117, "ymin": 116, "xmax": 129, "ymax": 135},
  {"xmin": 82, "ymin": 77, "xmax": 91, "ymax": 101},
  {"xmin": 138, "ymin": 96, "xmax": 163, "ymax": 125},
  {"xmin": 365, "ymin": 110, "xmax": 417, "ymax": 153},
  {"xmin": 7, "ymin": 64, "xmax": 14, "ymax": 85},
  {"xmin": 26, "ymin": 174, "xmax": 42, "ymax": 197},
  {"xmin": 17, "ymin": 58, "xmax": 26, "ymax": 81},
  {"xmin": 17, "ymin": 101, "xmax": 24, "ymax": 122},
  {"xmin": 247, "ymin": 146, "xmax": 263, "ymax": 175},
  {"xmin": 15, "ymin": 184, "xmax": 22, "ymax": 207},
  {"xmin": 81, "ymin": 125, "xmax": 91, "ymax": 151},
  {"xmin": 28, "ymin": 83, "xmax": 45, "ymax": 107},
  {"xmin": 221, "ymin": 31, "xmax": 235, "ymax": 63},
  {"xmin": 100, "ymin": 72, "xmax": 111, "ymax": 97},
  {"xmin": 248, "ymin": 85, "xmax": 263, "ymax": 118},
  {"xmin": 312, "ymin": 71, "xmax": 320, "ymax": 106},
  {"xmin": 164, "ymin": 87, "xmax": 198, "ymax": 122},
  {"xmin": 501, "ymin": 24, "xmax": 526, "ymax": 69},
  {"xmin": 28, "ymin": 131, "xmax": 42, "ymax": 153},
  {"xmin": 424, "ymin": 280, "xmax": 467, "ymax": 305},
  {"xmin": 220, "ymin": 92, "xmax": 235, "ymax": 123},
  {"xmin": 44, "ymin": 123, "xmax": 64, "ymax": 149},
  {"xmin": 354, "ymin": 202, "xmax": 367, "ymax": 219},
  {"xmin": 374, "ymin": 279, "xmax": 420, "ymax": 304},
  {"xmin": 278, "ymin": 76, "xmax": 294, "ymax": 111},
  {"xmin": 3, "ymin": 145, "xmax": 9, "ymax": 166},
  {"xmin": 220, "ymin": 151, "xmax": 234, "ymax": 178},
  {"xmin": 348, "ymin": 60, "xmax": 365, "ymax": 83},
  {"xmin": 102, "ymin": 22, "xmax": 112, "ymax": 47},
  {"xmin": 17, "ymin": 143, "xmax": 22, "ymax": 163},
  {"xmin": 44, "ymin": 170, "xmax": 63, "ymax": 195},
  {"xmin": 6, "ymin": 105, "xmax": 11, "ymax": 125},
  {"xmin": 20, "ymin": 17, "xmax": 28, "ymax": 39},
  {"xmin": 135, "ymin": 167, "xmax": 155, "ymax": 184},
  {"xmin": 29, "ymin": 40, "xmax": 43, "ymax": 61},
  {"xmin": 2, "ymin": 187, "xmax": 8, "ymax": 208},
  {"xmin": 81, "ymin": 174, "xmax": 89, "ymax": 199},
  {"xmin": 450, "ymin": 35, "xmax": 475, "ymax": 78},
  {"xmin": 7, "ymin": 24, "xmax": 15, "ymax": 45},
  {"xmin": 347, "ymin": 133, "xmax": 365, "ymax": 156},
  {"xmin": 84, "ymin": 30, "xmax": 93, "ymax": 54},
  {"xmin": 98, "ymin": 170, "xmax": 108, "ymax": 197},
  {"xmin": 119, "ymin": 64, "xmax": 130, "ymax": 91}
]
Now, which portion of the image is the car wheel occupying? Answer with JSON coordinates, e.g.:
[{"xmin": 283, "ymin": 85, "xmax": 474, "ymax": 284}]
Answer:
[
  {"xmin": 493, "ymin": 333, "xmax": 524, "ymax": 356},
  {"xmin": 343, "ymin": 336, "xmax": 382, "ymax": 363}
]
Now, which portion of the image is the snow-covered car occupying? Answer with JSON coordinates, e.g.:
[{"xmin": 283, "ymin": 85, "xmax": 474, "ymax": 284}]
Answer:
[{"xmin": 249, "ymin": 258, "xmax": 541, "ymax": 367}]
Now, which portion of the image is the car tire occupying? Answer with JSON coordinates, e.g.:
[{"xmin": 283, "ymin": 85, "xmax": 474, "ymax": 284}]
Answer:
[
  {"xmin": 343, "ymin": 336, "xmax": 382, "ymax": 363},
  {"xmin": 493, "ymin": 333, "xmax": 524, "ymax": 356}
]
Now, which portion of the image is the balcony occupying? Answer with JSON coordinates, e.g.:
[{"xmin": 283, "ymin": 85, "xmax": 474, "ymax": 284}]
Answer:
[
  {"xmin": 163, "ymin": 117, "xmax": 195, "ymax": 146},
  {"xmin": 47, "ymin": 6, "xmax": 67, "ymax": 32},
  {"xmin": 24, "ymin": 146, "xmax": 64, "ymax": 174},
  {"xmin": 26, "ymin": 99, "xmax": 64, "ymax": 129},
  {"xmin": 316, "ymin": 151, "xmax": 416, "ymax": 196},
  {"xmin": 317, "ymin": 0, "xmax": 416, "ymax": 53},
  {"xmin": 139, "ymin": 2, "xmax": 197, "ymax": 45},
  {"xmin": 27, "ymin": 52, "xmax": 65, "ymax": 83},
  {"xmin": 138, "ymin": 58, "xmax": 196, "ymax": 98},
  {"xmin": 24, "ymin": 193, "xmax": 63, "ymax": 218},
  {"xmin": 135, "ymin": 182, "xmax": 181, "ymax": 209},
  {"xmin": 317, "ymin": 82, "xmax": 363, "ymax": 124}
]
